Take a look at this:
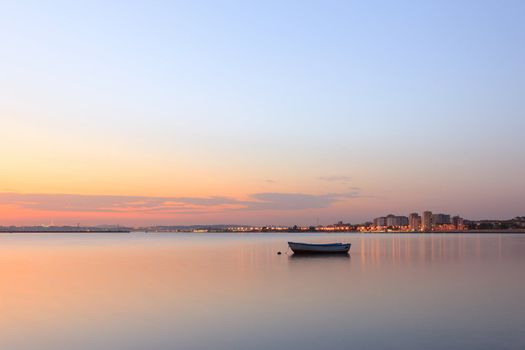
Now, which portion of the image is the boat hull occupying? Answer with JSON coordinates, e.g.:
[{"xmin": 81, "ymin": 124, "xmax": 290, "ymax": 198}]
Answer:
[{"xmin": 288, "ymin": 242, "xmax": 351, "ymax": 254}]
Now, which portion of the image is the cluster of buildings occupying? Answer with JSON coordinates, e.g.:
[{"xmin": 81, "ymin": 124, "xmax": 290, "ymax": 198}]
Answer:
[
  {"xmin": 141, "ymin": 216, "xmax": 525, "ymax": 233},
  {"xmin": 5, "ymin": 216, "xmax": 523, "ymax": 234},
  {"xmin": 372, "ymin": 211, "xmax": 464, "ymax": 232}
]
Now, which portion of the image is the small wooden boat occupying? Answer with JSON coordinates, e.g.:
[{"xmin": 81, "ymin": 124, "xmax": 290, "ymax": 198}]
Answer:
[{"xmin": 288, "ymin": 241, "xmax": 351, "ymax": 254}]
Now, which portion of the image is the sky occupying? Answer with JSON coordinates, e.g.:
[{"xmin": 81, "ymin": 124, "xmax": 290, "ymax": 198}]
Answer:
[{"xmin": 1, "ymin": 0, "xmax": 524, "ymax": 226}]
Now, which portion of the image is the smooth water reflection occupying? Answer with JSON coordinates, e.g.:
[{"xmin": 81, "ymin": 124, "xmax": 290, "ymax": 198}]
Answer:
[{"xmin": 0, "ymin": 233, "xmax": 524, "ymax": 350}]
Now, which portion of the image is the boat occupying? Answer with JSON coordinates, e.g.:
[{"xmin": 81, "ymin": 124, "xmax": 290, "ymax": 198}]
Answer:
[{"xmin": 288, "ymin": 241, "xmax": 351, "ymax": 254}]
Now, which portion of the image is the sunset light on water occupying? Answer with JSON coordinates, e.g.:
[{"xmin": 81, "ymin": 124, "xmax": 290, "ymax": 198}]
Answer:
[{"xmin": 1, "ymin": 1, "xmax": 524, "ymax": 349}]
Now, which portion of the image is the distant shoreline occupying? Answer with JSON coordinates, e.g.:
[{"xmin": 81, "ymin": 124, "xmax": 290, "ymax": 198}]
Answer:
[
  {"xmin": 1, "ymin": 229, "xmax": 524, "ymax": 234},
  {"xmin": 0, "ymin": 229, "xmax": 131, "ymax": 233}
]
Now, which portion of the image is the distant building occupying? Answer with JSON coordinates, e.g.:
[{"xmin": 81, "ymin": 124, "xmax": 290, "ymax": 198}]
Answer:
[
  {"xmin": 433, "ymin": 213, "xmax": 451, "ymax": 225},
  {"xmin": 373, "ymin": 217, "xmax": 387, "ymax": 227},
  {"xmin": 385, "ymin": 214, "xmax": 409, "ymax": 227},
  {"xmin": 409, "ymin": 213, "xmax": 421, "ymax": 231},
  {"xmin": 385, "ymin": 214, "xmax": 396, "ymax": 226},
  {"xmin": 452, "ymin": 216, "xmax": 464, "ymax": 230},
  {"xmin": 422, "ymin": 211, "xmax": 433, "ymax": 231}
]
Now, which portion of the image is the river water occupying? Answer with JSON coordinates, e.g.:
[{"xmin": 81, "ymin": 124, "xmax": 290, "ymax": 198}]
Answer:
[{"xmin": 1, "ymin": 232, "xmax": 524, "ymax": 349}]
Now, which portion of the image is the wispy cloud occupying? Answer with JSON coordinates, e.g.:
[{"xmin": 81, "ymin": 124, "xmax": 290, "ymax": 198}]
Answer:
[
  {"xmin": 318, "ymin": 176, "xmax": 352, "ymax": 184},
  {"xmin": 245, "ymin": 191, "xmax": 360, "ymax": 210},
  {"xmin": 0, "ymin": 193, "xmax": 240, "ymax": 213},
  {"xmin": 0, "ymin": 189, "xmax": 361, "ymax": 214}
]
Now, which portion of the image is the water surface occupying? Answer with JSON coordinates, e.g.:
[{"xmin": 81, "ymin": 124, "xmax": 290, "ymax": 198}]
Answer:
[{"xmin": 1, "ymin": 233, "xmax": 524, "ymax": 349}]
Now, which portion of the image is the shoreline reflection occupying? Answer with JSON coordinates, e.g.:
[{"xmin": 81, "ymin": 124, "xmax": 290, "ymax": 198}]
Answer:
[{"xmin": 288, "ymin": 253, "xmax": 350, "ymax": 260}]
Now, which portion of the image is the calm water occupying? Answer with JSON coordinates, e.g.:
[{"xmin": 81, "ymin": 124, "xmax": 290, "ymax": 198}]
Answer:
[{"xmin": 1, "ymin": 233, "xmax": 524, "ymax": 350}]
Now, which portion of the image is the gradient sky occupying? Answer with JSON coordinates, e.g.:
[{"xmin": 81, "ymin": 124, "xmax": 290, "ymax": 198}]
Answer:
[{"xmin": 1, "ymin": 0, "xmax": 524, "ymax": 226}]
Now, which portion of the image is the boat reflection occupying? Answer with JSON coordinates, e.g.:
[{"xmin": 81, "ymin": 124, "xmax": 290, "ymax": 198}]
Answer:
[{"xmin": 288, "ymin": 252, "xmax": 350, "ymax": 260}]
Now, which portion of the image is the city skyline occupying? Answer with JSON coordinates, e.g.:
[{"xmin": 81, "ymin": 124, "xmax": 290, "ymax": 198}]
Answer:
[{"xmin": 2, "ymin": 1, "xmax": 525, "ymax": 225}]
